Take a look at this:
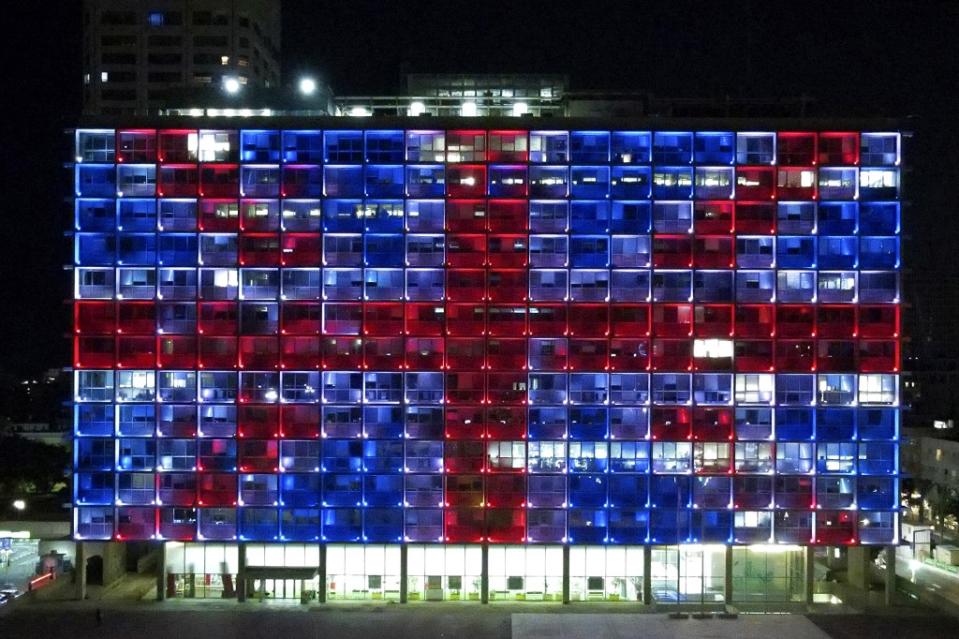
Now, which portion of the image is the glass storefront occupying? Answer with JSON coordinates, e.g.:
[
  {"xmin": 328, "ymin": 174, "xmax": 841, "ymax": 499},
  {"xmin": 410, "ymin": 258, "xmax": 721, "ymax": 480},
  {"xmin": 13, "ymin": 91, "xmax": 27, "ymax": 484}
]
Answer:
[
  {"xmin": 731, "ymin": 545, "xmax": 805, "ymax": 603},
  {"xmin": 407, "ymin": 544, "xmax": 482, "ymax": 601},
  {"xmin": 326, "ymin": 544, "xmax": 401, "ymax": 600},
  {"xmin": 569, "ymin": 546, "xmax": 644, "ymax": 601},
  {"xmin": 488, "ymin": 545, "xmax": 563, "ymax": 601},
  {"xmin": 650, "ymin": 544, "xmax": 725, "ymax": 604},
  {"xmin": 165, "ymin": 542, "xmax": 239, "ymax": 599}
]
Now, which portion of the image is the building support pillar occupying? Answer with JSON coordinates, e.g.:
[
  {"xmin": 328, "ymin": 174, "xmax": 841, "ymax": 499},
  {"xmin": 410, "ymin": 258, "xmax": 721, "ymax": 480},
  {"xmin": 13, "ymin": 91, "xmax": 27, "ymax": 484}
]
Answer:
[
  {"xmin": 562, "ymin": 545, "xmax": 570, "ymax": 604},
  {"xmin": 804, "ymin": 546, "xmax": 815, "ymax": 605},
  {"xmin": 724, "ymin": 545, "xmax": 734, "ymax": 604},
  {"xmin": 480, "ymin": 543, "xmax": 489, "ymax": 604},
  {"xmin": 237, "ymin": 542, "xmax": 247, "ymax": 603},
  {"xmin": 317, "ymin": 544, "xmax": 327, "ymax": 604},
  {"xmin": 884, "ymin": 545, "xmax": 896, "ymax": 606},
  {"xmin": 399, "ymin": 543, "xmax": 408, "ymax": 604},
  {"xmin": 155, "ymin": 541, "xmax": 166, "ymax": 602},
  {"xmin": 642, "ymin": 546, "xmax": 652, "ymax": 606},
  {"xmin": 74, "ymin": 541, "xmax": 87, "ymax": 601}
]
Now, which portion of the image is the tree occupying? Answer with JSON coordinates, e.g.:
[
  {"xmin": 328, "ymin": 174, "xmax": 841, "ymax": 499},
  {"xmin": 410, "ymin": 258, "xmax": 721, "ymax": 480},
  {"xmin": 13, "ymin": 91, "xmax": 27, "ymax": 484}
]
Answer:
[{"xmin": 0, "ymin": 434, "xmax": 69, "ymax": 496}]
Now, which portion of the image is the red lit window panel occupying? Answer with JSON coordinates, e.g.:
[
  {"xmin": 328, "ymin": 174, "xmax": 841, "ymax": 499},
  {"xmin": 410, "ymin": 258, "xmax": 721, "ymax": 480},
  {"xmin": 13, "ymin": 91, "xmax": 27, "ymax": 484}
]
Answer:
[
  {"xmin": 777, "ymin": 305, "xmax": 816, "ymax": 338},
  {"xmin": 818, "ymin": 132, "xmax": 859, "ymax": 165},
  {"xmin": 238, "ymin": 406, "xmax": 279, "ymax": 438},
  {"xmin": 198, "ymin": 199, "xmax": 239, "ymax": 232},
  {"xmin": 281, "ymin": 405, "xmax": 320, "ymax": 439},
  {"xmin": 446, "ymin": 234, "xmax": 487, "ymax": 268},
  {"xmin": 158, "ymin": 336, "xmax": 197, "ymax": 368},
  {"xmin": 446, "ymin": 406, "xmax": 485, "ymax": 439},
  {"xmin": 488, "ymin": 235, "xmax": 528, "ymax": 268},
  {"xmin": 322, "ymin": 337, "xmax": 363, "ymax": 369},
  {"xmin": 486, "ymin": 407, "xmax": 527, "ymax": 439},
  {"xmin": 652, "ymin": 304, "xmax": 693, "ymax": 337},
  {"xmin": 445, "ymin": 507, "xmax": 485, "ymax": 542},
  {"xmin": 446, "ymin": 304, "xmax": 486, "ymax": 336},
  {"xmin": 568, "ymin": 339, "xmax": 608, "ymax": 370},
  {"xmin": 363, "ymin": 336, "xmax": 405, "ymax": 369},
  {"xmin": 734, "ymin": 202, "xmax": 776, "ymax": 233},
  {"xmin": 198, "ymin": 164, "xmax": 239, "ymax": 198},
  {"xmin": 281, "ymin": 335, "xmax": 320, "ymax": 369},
  {"xmin": 694, "ymin": 201, "xmax": 735, "ymax": 234},
  {"xmin": 446, "ymin": 165, "xmax": 487, "ymax": 198},
  {"xmin": 610, "ymin": 305, "xmax": 651, "ymax": 337},
  {"xmin": 76, "ymin": 301, "xmax": 116, "ymax": 334},
  {"xmin": 75, "ymin": 336, "xmax": 114, "ymax": 368},
  {"xmin": 486, "ymin": 338, "xmax": 527, "ymax": 370},
  {"xmin": 198, "ymin": 302, "xmax": 238, "ymax": 335},
  {"xmin": 405, "ymin": 337, "xmax": 444, "ymax": 370},
  {"xmin": 363, "ymin": 303, "xmax": 404, "ymax": 336},
  {"xmin": 117, "ymin": 336, "xmax": 156, "ymax": 367},
  {"xmin": 487, "ymin": 270, "xmax": 528, "ymax": 303},
  {"xmin": 735, "ymin": 340, "xmax": 774, "ymax": 371},
  {"xmin": 652, "ymin": 236, "xmax": 693, "ymax": 268},
  {"xmin": 280, "ymin": 234, "xmax": 322, "ymax": 266},
  {"xmin": 486, "ymin": 475, "xmax": 526, "ymax": 507},
  {"xmin": 694, "ymin": 304, "xmax": 734, "ymax": 338},
  {"xmin": 445, "ymin": 372, "xmax": 485, "ymax": 404},
  {"xmin": 446, "ymin": 200, "xmax": 487, "ymax": 233},
  {"xmin": 446, "ymin": 474, "xmax": 484, "ymax": 505},
  {"xmin": 487, "ymin": 306, "xmax": 526, "ymax": 337},
  {"xmin": 198, "ymin": 473, "xmax": 238, "ymax": 507},
  {"xmin": 778, "ymin": 132, "xmax": 817, "ymax": 166},
  {"xmin": 735, "ymin": 169, "xmax": 776, "ymax": 201},
  {"xmin": 158, "ymin": 165, "xmax": 198, "ymax": 197},
  {"xmin": 239, "ymin": 234, "xmax": 280, "ymax": 266},
  {"xmin": 568, "ymin": 305, "xmax": 608, "ymax": 337},
  {"xmin": 652, "ymin": 338, "xmax": 692, "ymax": 371},
  {"xmin": 694, "ymin": 236, "xmax": 735, "ymax": 268},
  {"xmin": 735, "ymin": 304, "xmax": 775, "ymax": 338},
  {"xmin": 816, "ymin": 340, "xmax": 857, "ymax": 372},
  {"xmin": 198, "ymin": 336, "xmax": 238, "ymax": 369},
  {"xmin": 445, "ymin": 441, "xmax": 486, "ymax": 472},
  {"xmin": 528, "ymin": 304, "xmax": 567, "ymax": 336},
  {"xmin": 776, "ymin": 340, "xmax": 815, "ymax": 371},
  {"xmin": 692, "ymin": 407, "xmax": 733, "ymax": 441},
  {"xmin": 486, "ymin": 509, "xmax": 526, "ymax": 542},
  {"xmin": 238, "ymin": 336, "xmax": 278, "ymax": 369},
  {"xmin": 405, "ymin": 304, "xmax": 445, "ymax": 336},
  {"xmin": 487, "ymin": 372, "xmax": 527, "ymax": 405},
  {"xmin": 609, "ymin": 338, "xmax": 649, "ymax": 371},
  {"xmin": 859, "ymin": 340, "xmax": 899, "ymax": 372},
  {"xmin": 817, "ymin": 306, "xmax": 857, "ymax": 339},
  {"xmin": 488, "ymin": 200, "xmax": 528, "ymax": 232},
  {"xmin": 157, "ymin": 129, "xmax": 195, "ymax": 163},
  {"xmin": 859, "ymin": 305, "xmax": 898, "ymax": 338},
  {"xmin": 281, "ymin": 303, "xmax": 321, "ymax": 335},
  {"xmin": 117, "ymin": 302, "xmax": 156, "ymax": 334},
  {"xmin": 238, "ymin": 439, "xmax": 278, "ymax": 472},
  {"xmin": 777, "ymin": 167, "xmax": 817, "ymax": 200},
  {"xmin": 652, "ymin": 407, "xmax": 691, "ymax": 440}
]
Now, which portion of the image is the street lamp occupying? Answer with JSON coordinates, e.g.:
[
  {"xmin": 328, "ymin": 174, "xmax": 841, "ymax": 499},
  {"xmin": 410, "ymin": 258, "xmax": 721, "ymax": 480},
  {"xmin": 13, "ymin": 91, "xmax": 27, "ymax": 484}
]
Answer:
[
  {"xmin": 222, "ymin": 77, "xmax": 241, "ymax": 95},
  {"xmin": 12, "ymin": 499, "xmax": 25, "ymax": 512},
  {"xmin": 298, "ymin": 77, "xmax": 317, "ymax": 96}
]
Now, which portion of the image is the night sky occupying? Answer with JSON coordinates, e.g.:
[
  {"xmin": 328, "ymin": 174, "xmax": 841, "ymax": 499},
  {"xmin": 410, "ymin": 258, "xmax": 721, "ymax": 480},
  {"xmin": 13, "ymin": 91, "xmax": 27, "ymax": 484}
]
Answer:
[{"xmin": 1, "ymin": 0, "xmax": 957, "ymax": 378}]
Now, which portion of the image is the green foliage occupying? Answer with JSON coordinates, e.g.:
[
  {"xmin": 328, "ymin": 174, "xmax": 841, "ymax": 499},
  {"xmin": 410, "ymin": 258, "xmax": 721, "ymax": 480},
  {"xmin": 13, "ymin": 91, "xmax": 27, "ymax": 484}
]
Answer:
[{"xmin": 0, "ymin": 434, "xmax": 69, "ymax": 495}]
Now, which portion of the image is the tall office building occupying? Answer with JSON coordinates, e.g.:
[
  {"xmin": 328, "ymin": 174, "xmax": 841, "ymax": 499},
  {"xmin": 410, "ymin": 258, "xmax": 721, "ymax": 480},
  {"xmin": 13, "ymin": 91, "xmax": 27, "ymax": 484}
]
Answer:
[
  {"xmin": 82, "ymin": 0, "xmax": 280, "ymax": 115},
  {"xmin": 71, "ymin": 115, "xmax": 902, "ymax": 604}
]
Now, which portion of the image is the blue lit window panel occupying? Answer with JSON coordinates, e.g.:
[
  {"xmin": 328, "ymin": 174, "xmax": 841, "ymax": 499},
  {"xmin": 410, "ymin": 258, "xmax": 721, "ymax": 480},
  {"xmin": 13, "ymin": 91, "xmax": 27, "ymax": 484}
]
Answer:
[{"xmin": 72, "ymin": 127, "xmax": 899, "ymax": 546}]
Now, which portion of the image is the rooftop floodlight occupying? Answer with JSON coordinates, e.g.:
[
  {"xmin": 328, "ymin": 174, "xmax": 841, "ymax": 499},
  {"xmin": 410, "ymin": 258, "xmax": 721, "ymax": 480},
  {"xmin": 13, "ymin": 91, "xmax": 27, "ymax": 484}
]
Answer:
[
  {"xmin": 409, "ymin": 101, "xmax": 426, "ymax": 116},
  {"xmin": 512, "ymin": 101, "xmax": 529, "ymax": 116},
  {"xmin": 460, "ymin": 101, "xmax": 478, "ymax": 117},
  {"xmin": 299, "ymin": 77, "xmax": 317, "ymax": 95},
  {"xmin": 223, "ymin": 76, "xmax": 241, "ymax": 94},
  {"xmin": 348, "ymin": 106, "xmax": 371, "ymax": 117}
]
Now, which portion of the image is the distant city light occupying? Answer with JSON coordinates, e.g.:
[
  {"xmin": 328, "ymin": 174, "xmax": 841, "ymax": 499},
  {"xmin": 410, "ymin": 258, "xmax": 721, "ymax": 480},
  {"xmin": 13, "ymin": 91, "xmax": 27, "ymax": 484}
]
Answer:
[
  {"xmin": 12, "ymin": 499, "xmax": 26, "ymax": 511},
  {"xmin": 298, "ymin": 77, "xmax": 317, "ymax": 95},
  {"xmin": 222, "ymin": 77, "xmax": 241, "ymax": 94}
]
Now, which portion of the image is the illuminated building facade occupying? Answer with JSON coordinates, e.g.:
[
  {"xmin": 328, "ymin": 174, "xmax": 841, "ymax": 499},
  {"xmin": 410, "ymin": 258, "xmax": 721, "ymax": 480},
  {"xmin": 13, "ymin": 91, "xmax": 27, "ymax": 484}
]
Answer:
[{"xmin": 71, "ymin": 120, "xmax": 902, "ymax": 603}]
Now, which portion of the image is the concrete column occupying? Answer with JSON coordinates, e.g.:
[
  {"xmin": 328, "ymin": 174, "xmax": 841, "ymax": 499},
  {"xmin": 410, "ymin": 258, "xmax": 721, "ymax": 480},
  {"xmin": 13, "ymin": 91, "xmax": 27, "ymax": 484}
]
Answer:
[
  {"xmin": 480, "ymin": 543, "xmax": 489, "ymax": 604},
  {"xmin": 562, "ymin": 545, "xmax": 570, "ymax": 604},
  {"xmin": 847, "ymin": 546, "xmax": 870, "ymax": 590},
  {"xmin": 724, "ymin": 546, "xmax": 734, "ymax": 603},
  {"xmin": 317, "ymin": 544, "xmax": 327, "ymax": 603},
  {"xmin": 804, "ymin": 546, "xmax": 815, "ymax": 605},
  {"xmin": 642, "ymin": 546, "xmax": 652, "ymax": 606},
  {"xmin": 237, "ymin": 541, "xmax": 247, "ymax": 602},
  {"xmin": 74, "ymin": 541, "xmax": 87, "ymax": 601},
  {"xmin": 155, "ymin": 541, "xmax": 166, "ymax": 602},
  {"xmin": 884, "ymin": 545, "xmax": 896, "ymax": 605},
  {"xmin": 399, "ymin": 543, "xmax": 408, "ymax": 604}
]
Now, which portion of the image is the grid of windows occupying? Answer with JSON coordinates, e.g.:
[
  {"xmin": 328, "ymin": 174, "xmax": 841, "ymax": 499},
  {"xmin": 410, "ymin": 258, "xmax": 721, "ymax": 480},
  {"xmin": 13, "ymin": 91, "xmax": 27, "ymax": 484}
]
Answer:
[{"xmin": 73, "ymin": 127, "xmax": 900, "ymax": 545}]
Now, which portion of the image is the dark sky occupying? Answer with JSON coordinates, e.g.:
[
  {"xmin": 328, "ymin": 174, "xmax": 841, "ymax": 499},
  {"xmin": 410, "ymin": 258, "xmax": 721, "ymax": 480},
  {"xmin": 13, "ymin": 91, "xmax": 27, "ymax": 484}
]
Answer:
[{"xmin": 1, "ymin": 0, "xmax": 957, "ymax": 377}]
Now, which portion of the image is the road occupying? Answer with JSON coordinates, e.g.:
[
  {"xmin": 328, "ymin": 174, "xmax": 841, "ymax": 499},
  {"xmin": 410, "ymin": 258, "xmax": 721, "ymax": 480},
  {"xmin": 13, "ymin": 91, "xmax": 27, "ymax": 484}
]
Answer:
[
  {"xmin": 894, "ymin": 553, "xmax": 959, "ymax": 605},
  {"xmin": 0, "ymin": 541, "xmax": 38, "ymax": 594}
]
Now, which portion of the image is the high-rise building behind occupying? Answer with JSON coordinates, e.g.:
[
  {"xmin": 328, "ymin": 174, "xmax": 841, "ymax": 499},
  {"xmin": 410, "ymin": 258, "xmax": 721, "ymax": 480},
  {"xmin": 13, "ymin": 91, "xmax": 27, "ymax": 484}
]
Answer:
[{"xmin": 82, "ymin": 0, "xmax": 281, "ymax": 115}]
